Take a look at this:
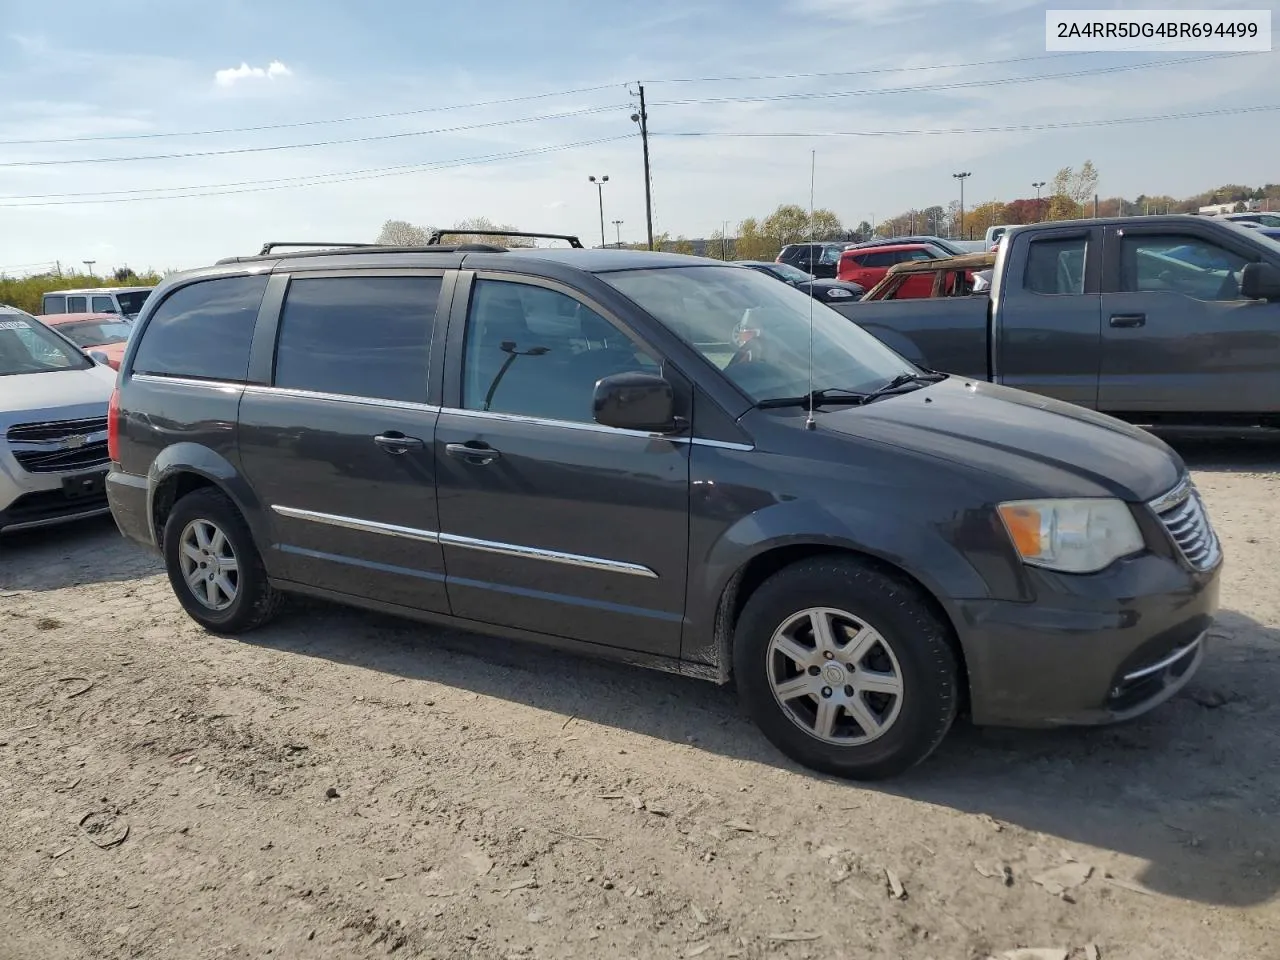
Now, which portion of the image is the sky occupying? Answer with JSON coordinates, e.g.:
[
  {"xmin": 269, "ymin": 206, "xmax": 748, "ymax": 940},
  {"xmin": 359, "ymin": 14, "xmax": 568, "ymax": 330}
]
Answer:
[{"xmin": 0, "ymin": 0, "xmax": 1277, "ymax": 274}]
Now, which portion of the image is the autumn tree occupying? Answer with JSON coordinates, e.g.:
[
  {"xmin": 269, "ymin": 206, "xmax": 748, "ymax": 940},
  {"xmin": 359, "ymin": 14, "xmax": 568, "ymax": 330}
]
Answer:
[
  {"xmin": 734, "ymin": 218, "xmax": 774, "ymax": 260},
  {"xmin": 1046, "ymin": 161, "xmax": 1099, "ymax": 221},
  {"xmin": 377, "ymin": 219, "xmax": 429, "ymax": 245},
  {"xmin": 707, "ymin": 228, "xmax": 733, "ymax": 260},
  {"xmin": 672, "ymin": 236, "xmax": 695, "ymax": 255},
  {"xmin": 967, "ymin": 200, "xmax": 1007, "ymax": 234}
]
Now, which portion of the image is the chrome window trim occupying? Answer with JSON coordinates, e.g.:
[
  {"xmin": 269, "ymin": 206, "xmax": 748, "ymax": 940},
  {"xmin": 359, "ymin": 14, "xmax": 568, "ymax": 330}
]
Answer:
[
  {"xmin": 243, "ymin": 384, "xmax": 440, "ymax": 414},
  {"xmin": 442, "ymin": 407, "xmax": 753, "ymax": 451},
  {"xmin": 271, "ymin": 505, "xmax": 659, "ymax": 578},
  {"xmin": 131, "ymin": 373, "xmax": 244, "ymax": 392},
  {"xmin": 126, "ymin": 377, "xmax": 751, "ymax": 449}
]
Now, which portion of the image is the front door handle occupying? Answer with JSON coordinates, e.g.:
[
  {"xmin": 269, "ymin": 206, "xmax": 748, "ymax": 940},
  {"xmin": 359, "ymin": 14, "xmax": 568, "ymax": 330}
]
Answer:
[
  {"xmin": 374, "ymin": 432, "xmax": 424, "ymax": 455},
  {"xmin": 1109, "ymin": 313, "xmax": 1146, "ymax": 328},
  {"xmin": 445, "ymin": 441, "xmax": 501, "ymax": 465}
]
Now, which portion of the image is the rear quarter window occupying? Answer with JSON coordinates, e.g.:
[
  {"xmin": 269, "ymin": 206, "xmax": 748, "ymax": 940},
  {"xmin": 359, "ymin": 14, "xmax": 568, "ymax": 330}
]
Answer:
[{"xmin": 130, "ymin": 275, "xmax": 268, "ymax": 381}]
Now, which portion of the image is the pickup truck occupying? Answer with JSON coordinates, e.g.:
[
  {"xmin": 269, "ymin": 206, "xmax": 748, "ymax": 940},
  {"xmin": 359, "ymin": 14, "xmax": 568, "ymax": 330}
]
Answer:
[{"xmin": 834, "ymin": 215, "xmax": 1280, "ymax": 427}]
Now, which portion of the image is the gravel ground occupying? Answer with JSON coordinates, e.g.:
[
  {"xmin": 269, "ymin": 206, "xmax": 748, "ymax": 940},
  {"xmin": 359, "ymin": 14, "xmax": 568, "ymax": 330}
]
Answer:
[{"xmin": 1, "ymin": 433, "xmax": 1277, "ymax": 960}]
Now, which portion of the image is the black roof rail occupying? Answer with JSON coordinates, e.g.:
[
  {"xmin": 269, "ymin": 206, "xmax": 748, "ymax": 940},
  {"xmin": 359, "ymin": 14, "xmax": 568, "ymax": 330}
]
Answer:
[
  {"xmin": 427, "ymin": 229, "xmax": 583, "ymax": 248},
  {"xmin": 258, "ymin": 241, "xmax": 382, "ymax": 256},
  {"xmin": 216, "ymin": 243, "xmax": 510, "ymax": 266}
]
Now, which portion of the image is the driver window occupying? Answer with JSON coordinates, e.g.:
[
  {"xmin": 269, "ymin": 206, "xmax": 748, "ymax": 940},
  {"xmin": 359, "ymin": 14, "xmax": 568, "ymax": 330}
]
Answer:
[
  {"xmin": 461, "ymin": 279, "xmax": 658, "ymax": 424},
  {"xmin": 1025, "ymin": 236, "xmax": 1086, "ymax": 295},
  {"xmin": 1120, "ymin": 234, "xmax": 1251, "ymax": 301}
]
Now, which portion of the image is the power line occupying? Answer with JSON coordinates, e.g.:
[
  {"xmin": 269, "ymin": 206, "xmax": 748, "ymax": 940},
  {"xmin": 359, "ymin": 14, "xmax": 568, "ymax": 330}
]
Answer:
[
  {"xmin": 651, "ymin": 52, "xmax": 1260, "ymax": 106},
  {"xmin": 646, "ymin": 46, "xmax": 1249, "ymax": 84},
  {"xmin": 655, "ymin": 103, "xmax": 1280, "ymax": 139},
  {"xmin": 0, "ymin": 104, "xmax": 625, "ymax": 168},
  {"xmin": 0, "ymin": 83, "xmax": 623, "ymax": 146},
  {"xmin": 0, "ymin": 135, "xmax": 635, "ymax": 207}
]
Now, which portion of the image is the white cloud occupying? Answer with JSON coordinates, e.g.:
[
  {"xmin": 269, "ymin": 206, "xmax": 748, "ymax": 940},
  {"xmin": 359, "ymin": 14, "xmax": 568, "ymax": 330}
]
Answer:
[{"xmin": 214, "ymin": 60, "xmax": 293, "ymax": 87}]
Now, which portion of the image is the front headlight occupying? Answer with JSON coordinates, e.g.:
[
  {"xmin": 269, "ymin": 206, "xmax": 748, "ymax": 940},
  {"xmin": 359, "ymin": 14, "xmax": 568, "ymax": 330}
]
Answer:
[
  {"xmin": 825, "ymin": 288, "xmax": 854, "ymax": 298},
  {"xmin": 997, "ymin": 498, "xmax": 1144, "ymax": 574}
]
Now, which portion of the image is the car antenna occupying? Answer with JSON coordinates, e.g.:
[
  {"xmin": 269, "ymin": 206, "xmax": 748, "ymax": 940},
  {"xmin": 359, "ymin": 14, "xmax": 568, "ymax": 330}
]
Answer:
[{"xmin": 805, "ymin": 149, "xmax": 818, "ymax": 430}]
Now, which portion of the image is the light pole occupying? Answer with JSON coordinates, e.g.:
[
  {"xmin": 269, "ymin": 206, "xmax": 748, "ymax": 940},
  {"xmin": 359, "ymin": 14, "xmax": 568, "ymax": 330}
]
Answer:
[
  {"xmin": 1032, "ymin": 180, "xmax": 1046, "ymax": 222},
  {"xmin": 588, "ymin": 175, "xmax": 609, "ymax": 248},
  {"xmin": 83, "ymin": 260, "xmax": 96, "ymax": 276},
  {"xmin": 611, "ymin": 219, "xmax": 624, "ymax": 248},
  {"xmin": 952, "ymin": 172, "xmax": 971, "ymax": 239}
]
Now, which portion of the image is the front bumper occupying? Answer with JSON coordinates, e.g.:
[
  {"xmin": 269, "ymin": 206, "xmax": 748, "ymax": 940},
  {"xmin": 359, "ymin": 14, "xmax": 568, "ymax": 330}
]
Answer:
[
  {"xmin": 0, "ymin": 459, "xmax": 110, "ymax": 534},
  {"xmin": 955, "ymin": 551, "xmax": 1220, "ymax": 727}
]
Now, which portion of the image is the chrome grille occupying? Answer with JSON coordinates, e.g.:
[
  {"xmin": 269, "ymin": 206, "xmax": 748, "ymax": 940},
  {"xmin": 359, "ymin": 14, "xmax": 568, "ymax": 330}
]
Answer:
[
  {"xmin": 5, "ymin": 417, "xmax": 110, "ymax": 475},
  {"xmin": 1149, "ymin": 478, "xmax": 1220, "ymax": 571},
  {"xmin": 6, "ymin": 416, "xmax": 107, "ymax": 443}
]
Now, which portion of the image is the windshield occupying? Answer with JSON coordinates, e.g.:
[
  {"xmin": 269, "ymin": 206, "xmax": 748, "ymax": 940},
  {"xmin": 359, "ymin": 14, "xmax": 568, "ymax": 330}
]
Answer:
[
  {"xmin": 765, "ymin": 262, "xmax": 814, "ymax": 283},
  {"xmin": 56, "ymin": 319, "xmax": 132, "ymax": 347},
  {"xmin": 114, "ymin": 290, "xmax": 152, "ymax": 317},
  {"xmin": 600, "ymin": 266, "xmax": 914, "ymax": 403},
  {"xmin": 0, "ymin": 312, "xmax": 93, "ymax": 376}
]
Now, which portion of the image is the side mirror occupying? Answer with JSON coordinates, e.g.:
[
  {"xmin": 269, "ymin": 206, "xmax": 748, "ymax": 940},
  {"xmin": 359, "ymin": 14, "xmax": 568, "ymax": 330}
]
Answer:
[
  {"xmin": 593, "ymin": 371, "xmax": 677, "ymax": 433},
  {"xmin": 1241, "ymin": 262, "xmax": 1280, "ymax": 301},
  {"xmin": 89, "ymin": 350, "xmax": 111, "ymax": 365}
]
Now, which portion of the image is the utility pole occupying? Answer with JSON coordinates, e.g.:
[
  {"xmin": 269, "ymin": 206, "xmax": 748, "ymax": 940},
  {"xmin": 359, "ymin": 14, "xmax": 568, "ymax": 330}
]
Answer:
[
  {"xmin": 720, "ymin": 220, "xmax": 729, "ymax": 260},
  {"xmin": 612, "ymin": 219, "xmax": 624, "ymax": 248},
  {"xmin": 1093, "ymin": 193, "xmax": 1098, "ymax": 218},
  {"xmin": 630, "ymin": 85, "xmax": 655, "ymax": 251},
  {"xmin": 952, "ymin": 172, "xmax": 971, "ymax": 239},
  {"xmin": 588, "ymin": 175, "xmax": 609, "ymax": 249},
  {"xmin": 1032, "ymin": 181, "xmax": 1046, "ymax": 222},
  {"xmin": 83, "ymin": 260, "xmax": 96, "ymax": 276}
]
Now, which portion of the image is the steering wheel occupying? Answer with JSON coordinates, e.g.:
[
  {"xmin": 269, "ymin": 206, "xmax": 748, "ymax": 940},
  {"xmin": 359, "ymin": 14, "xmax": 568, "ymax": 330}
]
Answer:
[{"xmin": 727, "ymin": 333, "xmax": 776, "ymax": 368}]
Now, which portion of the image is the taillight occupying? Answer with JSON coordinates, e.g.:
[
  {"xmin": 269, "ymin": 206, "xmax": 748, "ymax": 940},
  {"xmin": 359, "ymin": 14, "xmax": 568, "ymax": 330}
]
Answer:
[{"xmin": 107, "ymin": 387, "xmax": 121, "ymax": 462}]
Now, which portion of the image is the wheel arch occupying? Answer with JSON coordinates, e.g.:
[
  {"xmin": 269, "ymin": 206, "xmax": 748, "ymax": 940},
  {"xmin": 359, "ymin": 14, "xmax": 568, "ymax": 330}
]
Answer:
[
  {"xmin": 709, "ymin": 541, "xmax": 971, "ymax": 712},
  {"xmin": 146, "ymin": 444, "xmax": 269, "ymax": 556}
]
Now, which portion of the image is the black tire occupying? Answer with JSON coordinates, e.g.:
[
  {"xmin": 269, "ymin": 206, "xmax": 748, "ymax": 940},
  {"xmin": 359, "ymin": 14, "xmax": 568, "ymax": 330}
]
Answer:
[
  {"xmin": 162, "ymin": 488, "xmax": 283, "ymax": 634},
  {"xmin": 733, "ymin": 556, "xmax": 959, "ymax": 780}
]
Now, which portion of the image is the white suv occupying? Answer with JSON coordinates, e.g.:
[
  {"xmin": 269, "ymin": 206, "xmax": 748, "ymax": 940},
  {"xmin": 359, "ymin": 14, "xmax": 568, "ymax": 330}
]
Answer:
[{"xmin": 0, "ymin": 306, "xmax": 116, "ymax": 533}]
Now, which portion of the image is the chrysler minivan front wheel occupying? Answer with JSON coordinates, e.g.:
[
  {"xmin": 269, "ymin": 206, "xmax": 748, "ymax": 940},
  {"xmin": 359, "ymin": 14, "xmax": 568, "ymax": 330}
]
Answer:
[
  {"xmin": 163, "ymin": 488, "xmax": 283, "ymax": 634},
  {"xmin": 734, "ymin": 557, "xmax": 959, "ymax": 780}
]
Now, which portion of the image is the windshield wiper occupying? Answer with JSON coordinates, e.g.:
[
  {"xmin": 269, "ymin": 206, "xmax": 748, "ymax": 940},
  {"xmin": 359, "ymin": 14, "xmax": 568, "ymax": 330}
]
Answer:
[
  {"xmin": 755, "ymin": 387, "xmax": 868, "ymax": 410},
  {"xmin": 854, "ymin": 370, "xmax": 947, "ymax": 405}
]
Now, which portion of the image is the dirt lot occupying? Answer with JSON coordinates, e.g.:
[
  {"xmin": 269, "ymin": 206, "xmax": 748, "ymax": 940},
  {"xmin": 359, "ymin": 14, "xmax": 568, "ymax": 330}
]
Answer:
[{"xmin": 2, "ymin": 433, "xmax": 1278, "ymax": 960}]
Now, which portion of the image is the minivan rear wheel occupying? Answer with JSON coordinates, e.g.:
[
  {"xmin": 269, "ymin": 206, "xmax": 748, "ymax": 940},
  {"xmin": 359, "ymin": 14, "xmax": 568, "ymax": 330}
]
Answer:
[
  {"xmin": 733, "ymin": 557, "xmax": 959, "ymax": 780},
  {"xmin": 162, "ymin": 488, "xmax": 282, "ymax": 634}
]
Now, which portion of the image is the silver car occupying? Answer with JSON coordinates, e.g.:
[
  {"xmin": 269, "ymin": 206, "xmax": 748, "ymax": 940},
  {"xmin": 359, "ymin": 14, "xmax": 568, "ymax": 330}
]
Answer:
[{"xmin": 0, "ymin": 306, "xmax": 116, "ymax": 533}]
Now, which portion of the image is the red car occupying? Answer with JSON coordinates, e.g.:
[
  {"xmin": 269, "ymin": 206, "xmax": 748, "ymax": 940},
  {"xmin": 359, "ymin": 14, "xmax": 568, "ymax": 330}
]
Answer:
[
  {"xmin": 36, "ymin": 312, "xmax": 132, "ymax": 369},
  {"xmin": 836, "ymin": 243, "xmax": 947, "ymax": 298}
]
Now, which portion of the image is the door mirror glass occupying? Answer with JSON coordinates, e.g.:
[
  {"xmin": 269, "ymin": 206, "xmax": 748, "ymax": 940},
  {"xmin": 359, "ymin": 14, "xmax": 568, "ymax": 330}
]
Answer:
[
  {"xmin": 593, "ymin": 371, "xmax": 676, "ymax": 433},
  {"xmin": 1241, "ymin": 262, "xmax": 1280, "ymax": 301}
]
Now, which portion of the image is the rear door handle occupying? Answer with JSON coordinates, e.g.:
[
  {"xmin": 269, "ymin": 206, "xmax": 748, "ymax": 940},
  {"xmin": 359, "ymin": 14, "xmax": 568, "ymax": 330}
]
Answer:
[
  {"xmin": 445, "ymin": 441, "xmax": 501, "ymax": 465},
  {"xmin": 373, "ymin": 432, "xmax": 424, "ymax": 455},
  {"xmin": 1109, "ymin": 313, "xmax": 1146, "ymax": 328}
]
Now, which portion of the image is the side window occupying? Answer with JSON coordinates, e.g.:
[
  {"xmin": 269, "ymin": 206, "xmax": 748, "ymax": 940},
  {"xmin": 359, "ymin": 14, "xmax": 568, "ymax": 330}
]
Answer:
[
  {"xmin": 91, "ymin": 296, "xmax": 117, "ymax": 313},
  {"xmin": 462, "ymin": 279, "xmax": 658, "ymax": 424},
  {"xmin": 905, "ymin": 249, "xmax": 935, "ymax": 261},
  {"xmin": 67, "ymin": 296, "xmax": 87, "ymax": 312},
  {"xmin": 1025, "ymin": 236, "xmax": 1087, "ymax": 295},
  {"xmin": 274, "ymin": 275, "xmax": 440, "ymax": 403},
  {"xmin": 862, "ymin": 252, "xmax": 892, "ymax": 268},
  {"xmin": 42, "ymin": 295, "xmax": 66, "ymax": 314},
  {"xmin": 131, "ymin": 275, "xmax": 268, "ymax": 381},
  {"xmin": 1119, "ymin": 234, "xmax": 1251, "ymax": 301}
]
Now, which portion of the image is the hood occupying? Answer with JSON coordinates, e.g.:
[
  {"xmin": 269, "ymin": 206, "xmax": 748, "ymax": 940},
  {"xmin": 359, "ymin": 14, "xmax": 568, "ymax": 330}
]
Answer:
[
  {"xmin": 811, "ymin": 377, "xmax": 1181, "ymax": 501},
  {"xmin": 0, "ymin": 364, "xmax": 115, "ymax": 421}
]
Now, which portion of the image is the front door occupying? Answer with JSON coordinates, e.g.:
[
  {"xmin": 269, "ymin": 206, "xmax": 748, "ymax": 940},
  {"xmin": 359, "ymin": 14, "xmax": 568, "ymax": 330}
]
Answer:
[
  {"xmin": 1098, "ymin": 226, "xmax": 1280, "ymax": 415},
  {"xmin": 434, "ymin": 274, "xmax": 690, "ymax": 658},
  {"xmin": 995, "ymin": 227, "xmax": 1101, "ymax": 406},
  {"xmin": 237, "ymin": 271, "xmax": 450, "ymax": 612}
]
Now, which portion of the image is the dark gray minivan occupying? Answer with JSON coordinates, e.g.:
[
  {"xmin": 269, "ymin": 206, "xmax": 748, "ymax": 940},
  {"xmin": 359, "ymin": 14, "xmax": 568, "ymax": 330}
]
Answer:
[{"xmin": 105, "ymin": 236, "xmax": 1222, "ymax": 779}]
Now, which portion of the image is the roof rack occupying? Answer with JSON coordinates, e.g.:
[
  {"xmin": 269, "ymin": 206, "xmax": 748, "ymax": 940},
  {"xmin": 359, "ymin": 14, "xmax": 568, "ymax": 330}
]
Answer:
[
  {"xmin": 258, "ymin": 241, "xmax": 383, "ymax": 256},
  {"xmin": 427, "ymin": 229, "xmax": 583, "ymax": 248}
]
